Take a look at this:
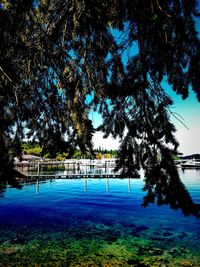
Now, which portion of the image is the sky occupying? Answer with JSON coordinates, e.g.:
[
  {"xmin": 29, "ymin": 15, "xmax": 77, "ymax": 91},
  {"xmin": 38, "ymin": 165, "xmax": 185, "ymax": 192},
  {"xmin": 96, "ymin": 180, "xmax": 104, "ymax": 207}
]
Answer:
[
  {"xmin": 91, "ymin": 90, "xmax": 200, "ymax": 155},
  {"xmin": 162, "ymin": 85, "xmax": 200, "ymax": 155},
  {"xmin": 91, "ymin": 7, "xmax": 200, "ymax": 156}
]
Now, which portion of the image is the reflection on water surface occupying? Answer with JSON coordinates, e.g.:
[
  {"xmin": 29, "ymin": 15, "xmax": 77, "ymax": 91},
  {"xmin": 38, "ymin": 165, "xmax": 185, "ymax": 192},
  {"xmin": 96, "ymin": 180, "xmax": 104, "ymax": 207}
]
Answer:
[{"xmin": 0, "ymin": 169, "xmax": 200, "ymax": 266}]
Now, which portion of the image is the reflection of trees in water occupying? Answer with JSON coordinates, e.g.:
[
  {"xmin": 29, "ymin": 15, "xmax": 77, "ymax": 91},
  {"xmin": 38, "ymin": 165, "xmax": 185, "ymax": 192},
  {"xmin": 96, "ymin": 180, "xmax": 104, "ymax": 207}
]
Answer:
[
  {"xmin": 142, "ymin": 162, "xmax": 200, "ymax": 218},
  {"xmin": 0, "ymin": 183, "xmax": 6, "ymax": 198},
  {"xmin": 115, "ymin": 142, "xmax": 200, "ymax": 218},
  {"xmin": 1, "ymin": 166, "xmax": 200, "ymax": 218},
  {"xmin": 0, "ymin": 169, "xmax": 24, "ymax": 193}
]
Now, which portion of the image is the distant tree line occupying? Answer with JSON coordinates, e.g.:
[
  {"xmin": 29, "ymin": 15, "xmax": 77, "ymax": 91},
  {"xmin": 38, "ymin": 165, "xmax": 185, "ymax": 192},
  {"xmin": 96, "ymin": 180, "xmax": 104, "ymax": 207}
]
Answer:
[{"xmin": 22, "ymin": 141, "xmax": 118, "ymax": 160}]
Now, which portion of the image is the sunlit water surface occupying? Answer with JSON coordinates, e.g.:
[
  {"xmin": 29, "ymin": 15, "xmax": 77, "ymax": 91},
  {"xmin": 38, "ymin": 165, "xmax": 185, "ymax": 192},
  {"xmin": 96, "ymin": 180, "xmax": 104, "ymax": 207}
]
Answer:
[{"xmin": 0, "ymin": 169, "xmax": 200, "ymax": 266}]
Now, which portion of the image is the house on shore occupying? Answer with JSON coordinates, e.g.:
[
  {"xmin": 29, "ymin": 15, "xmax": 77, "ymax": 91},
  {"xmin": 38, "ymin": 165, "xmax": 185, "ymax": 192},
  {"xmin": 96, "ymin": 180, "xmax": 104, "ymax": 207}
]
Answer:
[{"xmin": 14, "ymin": 154, "xmax": 43, "ymax": 163}]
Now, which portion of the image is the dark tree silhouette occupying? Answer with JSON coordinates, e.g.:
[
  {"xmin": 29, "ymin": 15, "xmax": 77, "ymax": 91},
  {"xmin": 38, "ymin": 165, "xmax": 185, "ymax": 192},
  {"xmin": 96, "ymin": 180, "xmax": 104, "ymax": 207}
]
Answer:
[{"xmin": 0, "ymin": 0, "xmax": 199, "ymax": 216}]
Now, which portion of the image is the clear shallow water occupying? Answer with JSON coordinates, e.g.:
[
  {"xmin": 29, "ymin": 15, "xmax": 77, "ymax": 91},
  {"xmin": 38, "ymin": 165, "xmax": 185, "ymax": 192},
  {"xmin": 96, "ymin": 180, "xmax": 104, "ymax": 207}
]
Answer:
[{"xmin": 0, "ymin": 169, "xmax": 200, "ymax": 266}]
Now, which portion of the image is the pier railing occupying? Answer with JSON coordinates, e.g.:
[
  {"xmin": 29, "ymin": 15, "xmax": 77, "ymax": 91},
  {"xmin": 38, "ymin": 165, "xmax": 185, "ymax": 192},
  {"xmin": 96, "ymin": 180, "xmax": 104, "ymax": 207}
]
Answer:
[{"xmin": 14, "ymin": 160, "xmax": 140, "ymax": 179}]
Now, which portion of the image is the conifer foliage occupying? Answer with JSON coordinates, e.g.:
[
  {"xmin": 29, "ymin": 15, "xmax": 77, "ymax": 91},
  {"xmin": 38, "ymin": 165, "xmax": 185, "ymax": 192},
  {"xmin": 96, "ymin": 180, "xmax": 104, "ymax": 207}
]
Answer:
[{"xmin": 0, "ymin": 0, "xmax": 199, "ymax": 215}]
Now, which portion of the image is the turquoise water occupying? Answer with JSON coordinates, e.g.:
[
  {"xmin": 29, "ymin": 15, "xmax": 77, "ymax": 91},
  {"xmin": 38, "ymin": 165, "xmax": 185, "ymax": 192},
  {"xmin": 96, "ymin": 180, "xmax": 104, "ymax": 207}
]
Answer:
[{"xmin": 0, "ymin": 169, "xmax": 200, "ymax": 266}]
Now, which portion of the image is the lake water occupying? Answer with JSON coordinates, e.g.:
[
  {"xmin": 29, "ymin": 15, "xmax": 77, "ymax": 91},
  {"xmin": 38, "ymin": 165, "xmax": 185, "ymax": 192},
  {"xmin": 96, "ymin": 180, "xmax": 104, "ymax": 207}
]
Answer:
[{"xmin": 0, "ymin": 169, "xmax": 200, "ymax": 266}]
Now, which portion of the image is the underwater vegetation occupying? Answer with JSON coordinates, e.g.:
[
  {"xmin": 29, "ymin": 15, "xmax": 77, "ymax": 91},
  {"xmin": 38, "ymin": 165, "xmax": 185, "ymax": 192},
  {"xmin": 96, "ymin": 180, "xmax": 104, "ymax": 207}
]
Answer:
[
  {"xmin": 0, "ymin": 174, "xmax": 200, "ymax": 266},
  {"xmin": 0, "ymin": 220, "xmax": 199, "ymax": 266}
]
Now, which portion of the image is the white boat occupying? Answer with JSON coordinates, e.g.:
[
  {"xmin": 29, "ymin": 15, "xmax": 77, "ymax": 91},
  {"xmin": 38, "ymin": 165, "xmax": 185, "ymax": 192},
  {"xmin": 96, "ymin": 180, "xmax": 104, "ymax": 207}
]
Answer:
[
  {"xmin": 95, "ymin": 158, "xmax": 118, "ymax": 168},
  {"xmin": 64, "ymin": 158, "xmax": 118, "ymax": 169},
  {"xmin": 181, "ymin": 159, "xmax": 200, "ymax": 169}
]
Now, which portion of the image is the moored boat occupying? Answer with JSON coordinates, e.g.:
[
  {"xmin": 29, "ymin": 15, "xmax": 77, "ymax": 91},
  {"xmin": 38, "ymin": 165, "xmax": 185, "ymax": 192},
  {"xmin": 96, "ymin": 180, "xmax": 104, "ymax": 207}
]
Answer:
[{"xmin": 181, "ymin": 159, "xmax": 200, "ymax": 169}]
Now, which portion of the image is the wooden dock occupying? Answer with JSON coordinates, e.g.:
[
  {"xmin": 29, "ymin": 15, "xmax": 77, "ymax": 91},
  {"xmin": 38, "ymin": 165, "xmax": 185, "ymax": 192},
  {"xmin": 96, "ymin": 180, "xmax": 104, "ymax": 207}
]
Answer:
[
  {"xmin": 14, "ymin": 160, "xmax": 141, "ymax": 181},
  {"xmin": 21, "ymin": 173, "xmax": 140, "ymax": 179}
]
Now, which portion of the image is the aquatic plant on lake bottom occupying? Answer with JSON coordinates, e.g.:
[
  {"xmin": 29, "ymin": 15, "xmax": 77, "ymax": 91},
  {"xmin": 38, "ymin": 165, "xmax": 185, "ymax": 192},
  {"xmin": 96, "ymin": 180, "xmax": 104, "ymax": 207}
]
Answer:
[{"xmin": 0, "ymin": 221, "xmax": 199, "ymax": 267}]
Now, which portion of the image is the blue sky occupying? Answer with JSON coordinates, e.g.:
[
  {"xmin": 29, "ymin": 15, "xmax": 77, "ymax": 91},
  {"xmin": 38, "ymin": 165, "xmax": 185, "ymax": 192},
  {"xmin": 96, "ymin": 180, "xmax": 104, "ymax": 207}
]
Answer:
[
  {"xmin": 91, "ymin": 88, "xmax": 200, "ymax": 155},
  {"xmin": 91, "ymin": 7, "xmax": 200, "ymax": 155},
  {"xmin": 165, "ymin": 85, "xmax": 200, "ymax": 155}
]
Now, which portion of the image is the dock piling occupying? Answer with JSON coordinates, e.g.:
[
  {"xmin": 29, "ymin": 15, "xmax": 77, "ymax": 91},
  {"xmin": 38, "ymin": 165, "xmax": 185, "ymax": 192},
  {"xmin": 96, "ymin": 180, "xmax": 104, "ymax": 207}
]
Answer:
[{"xmin": 37, "ymin": 162, "xmax": 40, "ymax": 176}]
